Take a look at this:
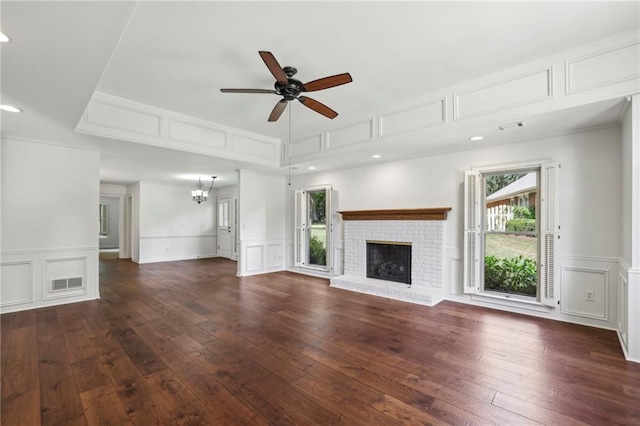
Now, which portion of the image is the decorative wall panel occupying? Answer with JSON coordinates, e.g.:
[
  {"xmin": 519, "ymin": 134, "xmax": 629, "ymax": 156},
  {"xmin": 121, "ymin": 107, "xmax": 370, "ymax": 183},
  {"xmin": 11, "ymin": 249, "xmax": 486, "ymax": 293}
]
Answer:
[
  {"xmin": 168, "ymin": 119, "xmax": 226, "ymax": 150},
  {"xmin": 618, "ymin": 271, "xmax": 628, "ymax": 347},
  {"xmin": 44, "ymin": 257, "xmax": 88, "ymax": 300},
  {"xmin": 267, "ymin": 244, "xmax": 283, "ymax": 269},
  {"xmin": 86, "ymin": 100, "xmax": 161, "ymax": 137},
  {"xmin": 561, "ymin": 266, "xmax": 608, "ymax": 320},
  {"xmin": 245, "ymin": 245, "xmax": 264, "ymax": 272},
  {"xmin": 454, "ymin": 68, "xmax": 552, "ymax": 120},
  {"xmin": 566, "ymin": 42, "xmax": 640, "ymax": 95},
  {"xmin": 232, "ymin": 135, "xmax": 277, "ymax": 161},
  {"xmin": 0, "ymin": 261, "xmax": 34, "ymax": 307},
  {"xmin": 290, "ymin": 135, "xmax": 322, "ymax": 158},
  {"xmin": 326, "ymin": 120, "xmax": 374, "ymax": 151},
  {"xmin": 379, "ymin": 99, "xmax": 446, "ymax": 138}
]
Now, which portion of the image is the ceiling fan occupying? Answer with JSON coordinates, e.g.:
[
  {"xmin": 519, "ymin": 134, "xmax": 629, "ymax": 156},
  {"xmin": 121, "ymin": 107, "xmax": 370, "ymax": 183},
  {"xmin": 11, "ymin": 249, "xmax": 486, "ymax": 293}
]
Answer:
[{"xmin": 220, "ymin": 51, "xmax": 352, "ymax": 122}]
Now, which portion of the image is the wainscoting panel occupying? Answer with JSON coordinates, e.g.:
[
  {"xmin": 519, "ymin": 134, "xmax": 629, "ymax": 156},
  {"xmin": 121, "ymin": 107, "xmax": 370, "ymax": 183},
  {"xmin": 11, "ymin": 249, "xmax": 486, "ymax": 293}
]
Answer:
[
  {"xmin": 138, "ymin": 235, "xmax": 217, "ymax": 264},
  {"xmin": 332, "ymin": 245, "xmax": 343, "ymax": 276},
  {"xmin": 618, "ymin": 270, "xmax": 629, "ymax": 348},
  {"xmin": 44, "ymin": 256, "xmax": 88, "ymax": 300},
  {"xmin": 290, "ymin": 134, "xmax": 323, "ymax": 159},
  {"xmin": 266, "ymin": 244, "xmax": 284, "ymax": 269},
  {"xmin": 168, "ymin": 118, "xmax": 227, "ymax": 150},
  {"xmin": 379, "ymin": 98, "xmax": 446, "ymax": 138},
  {"xmin": 0, "ymin": 261, "xmax": 34, "ymax": 307},
  {"xmin": 325, "ymin": 120, "xmax": 374, "ymax": 151},
  {"xmin": 86, "ymin": 99, "xmax": 162, "ymax": 137},
  {"xmin": 0, "ymin": 248, "xmax": 99, "ymax": 314},
  {"xmin": 453, "ymin": 67, "xmax": 552, "ymax": 120},
  {"xmin": 448, "ymin": 257, "xmax": 463, "ymax": 296},
  {"xmin": 561, "ymin": 266, "xmax": 608, "ymax": 320},
  {"xmin": 245, "ymin": 245, "xmax": 264, "ymax": 272},
  {"xmin": 239, "ymin": 239, "xmax": 287, "ymax": 276},
  {"xmin": 565, "ymin": 41, "xmax": 640, "ymax": 95}
]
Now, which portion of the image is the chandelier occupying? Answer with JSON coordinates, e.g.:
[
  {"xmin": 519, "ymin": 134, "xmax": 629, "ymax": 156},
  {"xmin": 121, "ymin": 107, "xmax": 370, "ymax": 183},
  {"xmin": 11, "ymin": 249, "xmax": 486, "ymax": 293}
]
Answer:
[{"xmin": 191, "ymin": 176, "xmax": 216, "ymax": 204}]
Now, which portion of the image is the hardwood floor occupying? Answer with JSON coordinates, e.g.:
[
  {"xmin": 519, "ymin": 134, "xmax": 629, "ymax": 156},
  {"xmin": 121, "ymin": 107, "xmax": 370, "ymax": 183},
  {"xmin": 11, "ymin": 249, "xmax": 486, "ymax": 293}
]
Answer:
[{"xmin": 2, "ymin": 258, "xmax": 639, "ymax": 425}]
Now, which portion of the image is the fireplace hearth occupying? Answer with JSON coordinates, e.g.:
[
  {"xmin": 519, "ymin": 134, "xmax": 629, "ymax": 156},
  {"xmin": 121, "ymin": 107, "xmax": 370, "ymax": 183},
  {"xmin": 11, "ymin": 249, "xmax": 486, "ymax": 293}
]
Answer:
[
  {"xmin": 366, "ymin": 241, "xmax": 411, "ymax": 284},
  {"xmin": 330, "ymin": 207, "xmax": 451, "ymax": 307}
]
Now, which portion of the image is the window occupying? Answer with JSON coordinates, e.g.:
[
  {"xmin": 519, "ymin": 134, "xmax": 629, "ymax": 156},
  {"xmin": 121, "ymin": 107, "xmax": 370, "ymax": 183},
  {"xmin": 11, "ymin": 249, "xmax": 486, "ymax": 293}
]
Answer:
[
  {"xmin": 218, "ymin": 200, "xmax": 229, "ymax": 228},
  {"xmin": 464, "ymin": 162, "xmax": 559, "ymax": 306},
  {"xmin": 294, "ymin": 186, "xmax": 332, "ymax": 272},
  {"xmin": 99, "ymin": 203, "xmax": 108, "ymax": 236}
]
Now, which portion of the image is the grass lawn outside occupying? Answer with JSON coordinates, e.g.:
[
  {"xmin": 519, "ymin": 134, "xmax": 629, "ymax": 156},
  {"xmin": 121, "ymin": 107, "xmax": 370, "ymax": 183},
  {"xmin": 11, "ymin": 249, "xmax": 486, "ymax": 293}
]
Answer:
[{"xmin": 485, "ymin": 233, "xmax": 537, "ymax": 260}]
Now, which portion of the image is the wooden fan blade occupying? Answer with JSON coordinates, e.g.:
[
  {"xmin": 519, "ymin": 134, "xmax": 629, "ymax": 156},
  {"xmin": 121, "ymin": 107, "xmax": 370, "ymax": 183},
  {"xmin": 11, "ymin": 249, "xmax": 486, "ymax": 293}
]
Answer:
[
  {"xmin": 301, "ymin": 73, "xmax": 352, "ymax": 92},
  {"xmin": 220, "ymin": 88, "xmax": 277, "ymax": 94},
  {"xmin": 298, "ymin": 96, "xmax": 338, "ymax": 119},
  {"xmin": 268, "ymin": 99, "xmax": 288, "ymax": 122},
  {"xmin": 259, "ymin": 51, "xmax": 288, "ymax": 84}
]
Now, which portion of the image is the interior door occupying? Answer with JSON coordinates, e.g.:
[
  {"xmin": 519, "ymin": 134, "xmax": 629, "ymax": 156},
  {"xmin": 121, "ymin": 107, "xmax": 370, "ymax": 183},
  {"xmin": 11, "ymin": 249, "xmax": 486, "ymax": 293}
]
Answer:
[{"xmin": 217, "ymin": 197, "xmax": 232, "ymax": 259}]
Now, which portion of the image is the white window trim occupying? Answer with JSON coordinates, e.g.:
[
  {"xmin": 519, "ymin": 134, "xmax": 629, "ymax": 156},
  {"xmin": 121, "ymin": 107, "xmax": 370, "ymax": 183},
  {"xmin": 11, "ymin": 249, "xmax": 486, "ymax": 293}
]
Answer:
[
  {"xmin": 464, "ymin": 159, "xmax": 560, "ymax": 308},
  {"xmin": 294, "ymin": 184, "xmax": 333, "ymax": 273}
]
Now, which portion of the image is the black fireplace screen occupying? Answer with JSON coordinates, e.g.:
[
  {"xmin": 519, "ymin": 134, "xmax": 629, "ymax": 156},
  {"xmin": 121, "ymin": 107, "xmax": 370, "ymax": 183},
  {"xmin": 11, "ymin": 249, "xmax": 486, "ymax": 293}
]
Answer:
[{"xmin": 366, "ymin": 241, "xmax": 411, "ymax": 285}]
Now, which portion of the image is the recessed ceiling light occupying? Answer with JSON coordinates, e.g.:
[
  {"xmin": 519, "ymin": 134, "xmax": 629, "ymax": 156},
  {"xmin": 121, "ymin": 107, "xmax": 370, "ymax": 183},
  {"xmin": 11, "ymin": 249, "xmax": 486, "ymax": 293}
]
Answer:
[
  {"xmin": 0, "ymin": 105, "xmax": 22, "ymax": 113},
  {"xmin": 0, "ymin": 32, "xmax": 9, "ymax": 43},
  {"xmin": 371, "ymin": 154, "xmax": 381, "ymax": 158},
  {"xmin": 307, "ymin": 166, "xmax": 316, "ymax": 170},
  {"xmin": 469, "ymin": 136, "xmax": 483, "ymax": 141}
]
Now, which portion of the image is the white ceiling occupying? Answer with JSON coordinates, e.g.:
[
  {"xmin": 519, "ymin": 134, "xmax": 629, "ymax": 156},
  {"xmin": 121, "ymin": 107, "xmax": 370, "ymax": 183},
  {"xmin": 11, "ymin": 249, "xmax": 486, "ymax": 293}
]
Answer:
[{"xmin": 1, "ymin": 1, "xmax": 638, "ymax": 187}]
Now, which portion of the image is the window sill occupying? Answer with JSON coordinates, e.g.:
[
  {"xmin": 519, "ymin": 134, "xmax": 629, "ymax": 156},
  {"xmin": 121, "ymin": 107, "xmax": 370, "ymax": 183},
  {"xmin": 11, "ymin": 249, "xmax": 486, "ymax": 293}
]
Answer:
[{"xmin": 471, "ymin": 292, "xmax": 553, "ymax": 313}]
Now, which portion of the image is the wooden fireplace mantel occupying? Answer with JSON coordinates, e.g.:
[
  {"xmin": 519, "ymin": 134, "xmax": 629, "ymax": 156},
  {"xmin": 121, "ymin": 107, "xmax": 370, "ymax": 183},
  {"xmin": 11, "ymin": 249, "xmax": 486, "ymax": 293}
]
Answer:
[{"xmin": 338, "ymin": 207, "xmax": 452, "ymax": 221}]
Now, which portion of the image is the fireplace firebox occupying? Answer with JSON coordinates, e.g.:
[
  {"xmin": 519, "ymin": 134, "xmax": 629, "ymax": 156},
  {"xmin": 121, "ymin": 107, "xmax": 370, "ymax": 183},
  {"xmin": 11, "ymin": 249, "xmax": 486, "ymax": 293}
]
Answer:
[{"xmin": 366, "ymin": 241, "xmax": 412, "ymax": 285}]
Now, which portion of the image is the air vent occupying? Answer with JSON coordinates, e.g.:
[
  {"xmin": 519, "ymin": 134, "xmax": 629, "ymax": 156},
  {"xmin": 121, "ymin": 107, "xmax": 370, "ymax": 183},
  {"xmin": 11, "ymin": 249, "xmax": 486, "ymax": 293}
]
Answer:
[
  {"xmin": 52, "ymin": 279, "xmax": 68, "ymax": 291},
  {"xmin": 497, "ymin": 121, "xmax": 526, "ymax": 131},
  {"xmin": 51, "ymin": 277, "xmax": 83, "ymax": 291}
]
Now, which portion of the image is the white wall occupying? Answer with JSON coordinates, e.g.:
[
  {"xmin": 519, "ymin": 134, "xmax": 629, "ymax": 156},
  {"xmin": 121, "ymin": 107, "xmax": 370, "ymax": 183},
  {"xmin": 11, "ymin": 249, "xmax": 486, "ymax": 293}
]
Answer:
[
  {"xmin": 135, "ymin": 181, "xmax": 216, "ymax": 263},
  {"xmin": 619, "ymin": 94, "xmax": 640, "ymax": 363},
  {"xmin": 621, "ymin": 99, "xmax": 634, "ymax": 268},
  {"xmin": 287, "ymin": 126, "xmax": 623, "ymax": 329},
  {"xmin": 1, "ymin": 137, "xmax": 100, "ymax": 313},
  {"xmin": 238, "ymin": 170, "xmax": 286, "ymax": 275}
]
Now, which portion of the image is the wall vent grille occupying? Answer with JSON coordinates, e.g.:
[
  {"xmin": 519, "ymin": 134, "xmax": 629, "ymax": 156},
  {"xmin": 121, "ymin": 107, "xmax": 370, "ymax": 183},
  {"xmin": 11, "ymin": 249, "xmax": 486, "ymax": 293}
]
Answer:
[
  {"xmin": 497, "ymin": 121, "xmax": 526, "ymax": 131},
  {"xmin": 51, "ymin": 277, "xmax": 83, "ymax": 291}
]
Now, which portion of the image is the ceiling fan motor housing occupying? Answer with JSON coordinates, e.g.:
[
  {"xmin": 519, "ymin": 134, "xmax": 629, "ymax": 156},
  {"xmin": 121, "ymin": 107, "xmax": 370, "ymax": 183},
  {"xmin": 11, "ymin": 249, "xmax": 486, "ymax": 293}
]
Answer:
[{"xmin": 275, "ymin": 72, "xmax": 303, "ymax": 101}]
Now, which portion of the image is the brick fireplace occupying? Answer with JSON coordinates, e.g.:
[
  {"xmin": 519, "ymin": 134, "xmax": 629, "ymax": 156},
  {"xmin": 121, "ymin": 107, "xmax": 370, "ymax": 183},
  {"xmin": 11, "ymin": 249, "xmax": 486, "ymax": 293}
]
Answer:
[{"xmin": 330, "ymin": 208, "xmax": 451, "ymax": 306}]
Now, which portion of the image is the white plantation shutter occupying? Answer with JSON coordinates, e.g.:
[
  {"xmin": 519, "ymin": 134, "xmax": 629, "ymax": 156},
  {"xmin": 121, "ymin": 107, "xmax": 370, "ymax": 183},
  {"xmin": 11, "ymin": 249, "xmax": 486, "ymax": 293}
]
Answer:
[
  {"xmin": 326, "ymin": 188, "xmax": 334, "ymax": 272},
  {"xmin": 540, "ymin": 162, "xmax": 560, "ymax": 307},
  {"xmin": 294, "ymin": 189, "xmax": 307, "ymax": 266},
  {"xmin": 463, "ymin": 171, "xmax": 481, "ymax": 294}
]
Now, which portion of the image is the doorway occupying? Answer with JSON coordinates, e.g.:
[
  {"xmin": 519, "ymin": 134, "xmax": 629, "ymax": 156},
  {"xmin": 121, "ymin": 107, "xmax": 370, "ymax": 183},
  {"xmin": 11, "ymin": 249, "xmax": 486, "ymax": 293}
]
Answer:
[{"xmin": 217, "ymin": 196, "xmax": 237, "ymax": 260}]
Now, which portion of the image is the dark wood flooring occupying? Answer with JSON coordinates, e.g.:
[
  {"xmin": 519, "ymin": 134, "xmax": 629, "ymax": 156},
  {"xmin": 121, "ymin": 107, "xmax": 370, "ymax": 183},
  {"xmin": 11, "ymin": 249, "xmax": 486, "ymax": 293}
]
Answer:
[{"xmin": 2, "ymin": 258, "xmax": 639, "ymax": 425}]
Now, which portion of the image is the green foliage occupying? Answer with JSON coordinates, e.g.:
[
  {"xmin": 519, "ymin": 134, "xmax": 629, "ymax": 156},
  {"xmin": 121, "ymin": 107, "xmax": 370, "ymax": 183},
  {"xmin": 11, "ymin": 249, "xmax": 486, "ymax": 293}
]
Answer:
[
  {"xmin": 485, "ymin": 173, "xmax": 526, "ymax": 196},
  {"xmin": 309, "ymin": 190, "xmax": 326, "ymax": 224},
  {"xmin": 309, "ymin": 235, "xmax": 326, "ymax": 265},
  {"xmin": 505, "ymin": 219, "xmax": 537, "ymax": 232},
  {"xmin": 512, "ymin": 206, "xmax": 533, "ymax": 219},
  {"xmin": 484, "ymin": 255, "xmax": 537, "ymax": 296}
]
